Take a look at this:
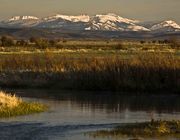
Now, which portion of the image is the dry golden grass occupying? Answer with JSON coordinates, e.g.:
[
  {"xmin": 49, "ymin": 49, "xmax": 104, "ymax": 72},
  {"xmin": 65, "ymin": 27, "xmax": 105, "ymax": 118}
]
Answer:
[
  {"xmin": 0, "ymin": 91, "xmax": 47, "ymax": 118},
  {"xmin": 0, "ymin": 91, "xmax": 22, "ymax": 109},
  {"xmin": 90, "ymin": 120, "xmax": 180, "ymax": 138},
  {"xmin": 0, "ymin": 52, "xmax": 179, "ymax": 92}
]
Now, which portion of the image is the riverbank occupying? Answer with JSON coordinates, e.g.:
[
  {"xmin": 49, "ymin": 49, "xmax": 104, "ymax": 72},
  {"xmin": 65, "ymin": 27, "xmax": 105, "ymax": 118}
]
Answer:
[
  {"xmin": 0, "ymin": 91, "xmax": 47, "ymax": 118},
  {"xmin": 0, "ymin": 89, "xmax": 180, "ymax": 140},
  {"xmin": 90, "ymin": 120, "xmax": 180, "ymax": 139}
]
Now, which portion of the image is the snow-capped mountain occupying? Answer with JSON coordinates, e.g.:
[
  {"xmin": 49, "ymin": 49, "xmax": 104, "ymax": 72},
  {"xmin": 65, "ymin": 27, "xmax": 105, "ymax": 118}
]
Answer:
[
  {"xmin": 87, "ymin": 13, "xmax": 149, "ymax": 31},
  {"xmin": 0, "ymin": 14, "xmax": 179, "ymax": 33},
  {"xmin": 39, "ymin": 13, "xmax": 149, "ymax": 31},
  {"xmin": 43, "ymin": 14, "xmax": 90, "ymax": 22},
  {"xmin": 8, "ymin": 16, "xmax": 39, "ymax": 21},
  {"xmin": 150, "ymin": 20, "xmax": 180, "ymax": 32},
  {"xmin": 36, "ymin": 14, "xmax": 89, "ymax": 29},
  {"xmin": 1, "ymin": 16, "xmax": 40, "ymax": 28}
]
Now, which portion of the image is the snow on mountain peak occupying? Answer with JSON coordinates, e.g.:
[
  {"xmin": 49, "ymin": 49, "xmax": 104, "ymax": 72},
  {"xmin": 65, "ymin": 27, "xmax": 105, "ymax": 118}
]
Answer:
[
  {"xmin": 44, "ymin": 14, "xmax": 90, "ymax": 22},
  {"xmin": 88, "ymin": 13, "xmax": 147, "ymax": 31},
  {"xmin": 164, "ymin": 20, "xmax": 180, "ymax": 28},
  {"xmin": 9, "ymin": 16, "xmax": 39, "ymax": 21},
  {"xmin": 150, "ymin": 20, "xmax": 180, "ymax": 31},
  {"xmin": 2, "ymin": 14, "xmax": 180, "ymax": 32},
  {"xmin": 93, "ymin": 13, "xmax": 138, "ymax": 24},
  {"xmin": 128, "ymin": 25, "xmax": 150, "ymax": 31}
]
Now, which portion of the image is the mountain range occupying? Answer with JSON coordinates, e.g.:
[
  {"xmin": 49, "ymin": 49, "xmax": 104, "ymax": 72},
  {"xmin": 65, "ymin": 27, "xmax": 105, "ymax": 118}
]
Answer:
[{"xmin": 0, "ymin": 13, "xmax": 180, "ymax": 33}]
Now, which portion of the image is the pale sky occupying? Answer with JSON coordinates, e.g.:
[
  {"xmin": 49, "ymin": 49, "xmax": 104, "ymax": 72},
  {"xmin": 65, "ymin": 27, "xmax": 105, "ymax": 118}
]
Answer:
[{"xmin": 0, "ymin": 0, "xmax": 179, "ymax": 23}]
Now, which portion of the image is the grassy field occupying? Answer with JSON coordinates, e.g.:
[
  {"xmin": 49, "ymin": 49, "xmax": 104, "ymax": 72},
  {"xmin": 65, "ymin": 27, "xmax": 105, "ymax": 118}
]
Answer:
[
  {"xmin": 0, "ymin": 40, "xmax": 179, "ymax": 92},
  {"xmin": 0, "ymin": 40, "xmax": 178, "ymax": 53},
  {"xmin": 0, "ymin": 91, "xmax": 47, "ymax": 118}
]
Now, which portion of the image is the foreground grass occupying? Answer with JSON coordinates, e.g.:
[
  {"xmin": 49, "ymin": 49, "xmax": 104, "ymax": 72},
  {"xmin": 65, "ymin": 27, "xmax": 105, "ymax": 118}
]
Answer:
[
  {"xmin": 0, "ymin": 91, "xmax": 47, "ymax": 118},
  {"xmin": 90, "ymin": 120, "xmax": 180, "ymax": 139}
]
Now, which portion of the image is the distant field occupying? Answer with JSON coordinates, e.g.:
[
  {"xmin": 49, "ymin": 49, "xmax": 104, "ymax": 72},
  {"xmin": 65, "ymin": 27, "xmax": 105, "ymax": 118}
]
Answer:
[
  {"xmin": 0, "ymin": 40, "xmax": 179, "ymax": 93},
  {"xmin": 0, "ymin": 40, "xmax": 178, "ymax": 53}
]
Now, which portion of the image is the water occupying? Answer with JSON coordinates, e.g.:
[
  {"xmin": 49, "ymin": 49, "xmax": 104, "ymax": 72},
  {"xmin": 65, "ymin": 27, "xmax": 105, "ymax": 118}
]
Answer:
[{"xmin": 0, "ymin": 89, "xmax": 180, "ymax": 140}]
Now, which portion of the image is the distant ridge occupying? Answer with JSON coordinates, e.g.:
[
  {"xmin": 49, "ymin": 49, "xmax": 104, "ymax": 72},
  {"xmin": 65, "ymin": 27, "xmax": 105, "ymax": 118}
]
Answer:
[{"xmin": 0, "ymin": 13, "xmax": 180, "ymax": 33}]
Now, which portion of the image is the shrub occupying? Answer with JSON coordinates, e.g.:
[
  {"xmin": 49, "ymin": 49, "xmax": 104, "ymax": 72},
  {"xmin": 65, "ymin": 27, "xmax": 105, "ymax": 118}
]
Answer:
[
  {"xmin": 29, "ymin": 37, "xmax": 36, "ymax": 43},
  {"xmin": 140, "ymin": 40, "xmax": 146, "ymax": 44},
  {"xmin": 169, "ymin": 38, "xmax": 180, "ymax": 49},
  {"xmin": 152, "ymin": 40, "xmax": 156, "ymax": 44},
  {"xmin": 49, "ymin": 40, "xmax": 57, "ymax": 47},
  {"xmin": 16, "ymin": 40, "xmax": 28, "ymax": 46},
  {"xmin": 35, "ymin": 38, "xmax": 50, "ymax": 49},
  {"xmin": 114, "ymin": 43, "xmax": 126, "ymax": 50},
  {"xmin": 0, "ymin": 36, "xmax": 15, "ymax": 47}
]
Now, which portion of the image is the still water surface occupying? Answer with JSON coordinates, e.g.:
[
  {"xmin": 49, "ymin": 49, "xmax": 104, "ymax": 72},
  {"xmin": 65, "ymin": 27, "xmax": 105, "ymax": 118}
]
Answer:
[{"xmin": 0, "ymin": 89, "xmax": 180, "ymax": 140}]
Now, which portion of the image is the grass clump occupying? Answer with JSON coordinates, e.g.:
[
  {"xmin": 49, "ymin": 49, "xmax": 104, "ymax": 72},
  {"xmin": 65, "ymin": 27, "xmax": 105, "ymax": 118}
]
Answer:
[
  {"xmin": 90, "ymin": 120, "xmax": 180, "ymax": 139},
  {"xmin": 0, "ymin": 91, "xmax": 47, "ymax": 118}
]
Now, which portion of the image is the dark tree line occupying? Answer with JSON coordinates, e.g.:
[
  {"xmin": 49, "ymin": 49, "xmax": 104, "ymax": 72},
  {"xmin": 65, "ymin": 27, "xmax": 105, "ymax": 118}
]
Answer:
[
  {"xmin": 0, "ymin": 36, "xmax": 60, "ymax": 48},
  {"xmin": 0, "ymin": 36, "xmax": 15, "ymax": 46},
  {"xmin": 0, "ymin": 35, "xmax": 179, "ymax": 49}
]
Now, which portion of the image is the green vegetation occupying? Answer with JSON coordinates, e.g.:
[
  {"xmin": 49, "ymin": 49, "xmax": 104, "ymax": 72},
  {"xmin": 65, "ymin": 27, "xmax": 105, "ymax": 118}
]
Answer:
[
  {"xmin": 89, "ymin": 120, "xmax": 180, "ymax": 139},
  {"xmin": 0, "ymin": 91, "xmax": 47, "ymax": 118},
  {"xmin": 0, "ymin": 38, "xmax": 179, "ymax": 92}
]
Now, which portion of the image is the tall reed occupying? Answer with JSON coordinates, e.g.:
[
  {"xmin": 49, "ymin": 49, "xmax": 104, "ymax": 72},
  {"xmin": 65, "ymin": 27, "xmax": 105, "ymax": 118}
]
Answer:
[{"xmin": 0, "ymin": 52, "xmax": 179, "ymax": 92}]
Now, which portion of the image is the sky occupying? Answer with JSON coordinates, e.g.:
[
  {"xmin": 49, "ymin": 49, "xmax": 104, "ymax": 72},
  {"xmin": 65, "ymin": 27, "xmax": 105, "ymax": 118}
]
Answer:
[{"xmin": 0, "ymin": 0, "xmax": 179, "ymax": 23}]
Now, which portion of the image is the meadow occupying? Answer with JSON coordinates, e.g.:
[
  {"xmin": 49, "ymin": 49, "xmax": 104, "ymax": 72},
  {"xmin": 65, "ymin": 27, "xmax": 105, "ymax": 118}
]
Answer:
[{"xmin": 0, "ymin": 40, "xmax": 179, "ymax": 93}]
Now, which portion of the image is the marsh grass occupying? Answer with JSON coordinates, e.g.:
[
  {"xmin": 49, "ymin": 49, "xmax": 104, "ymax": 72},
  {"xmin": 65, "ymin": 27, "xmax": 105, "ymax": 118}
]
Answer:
[
  {"xmin": 90, "ymin": 120, "xmax": 180, "ymax": 139},
  {"xmin": 0, "ymin": 51, "xmax": 179, "ymax": 92},
  {"xmin": 0, "ymin": 91, "xmax": 47, "ymax": 118}
]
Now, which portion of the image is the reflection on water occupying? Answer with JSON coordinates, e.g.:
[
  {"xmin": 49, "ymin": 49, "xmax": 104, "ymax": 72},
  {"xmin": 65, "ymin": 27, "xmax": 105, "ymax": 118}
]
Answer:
[
  {"xmin": 0, "ymin": 89, "xmax": 180, "ymax": 140},
  {"xmin": 12, "ymin": 89, "xmax": 180, "ymax": 114}
]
